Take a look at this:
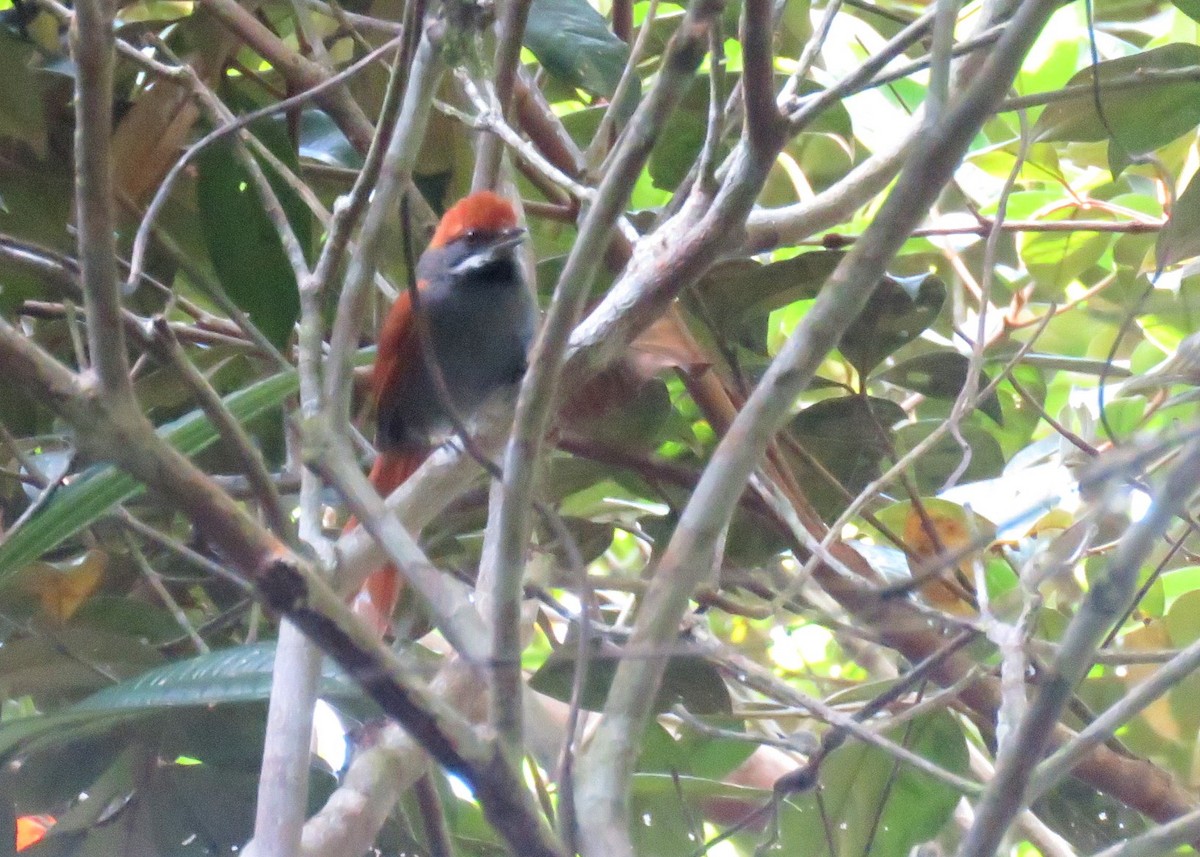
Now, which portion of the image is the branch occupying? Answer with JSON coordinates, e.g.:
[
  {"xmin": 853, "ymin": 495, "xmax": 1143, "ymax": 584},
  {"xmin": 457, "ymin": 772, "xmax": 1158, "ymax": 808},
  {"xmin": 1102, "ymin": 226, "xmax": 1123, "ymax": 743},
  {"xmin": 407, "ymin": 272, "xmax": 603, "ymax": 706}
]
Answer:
[
  {"xmin": 958, "ymin": 438, "xmax": 1200, "ymax": 856},
  {"xmin": 479, "ymin": 0, "xmax": 724, "ymax": 755},
  {"xmin": 583, "ymin": 0, "xmax": 662, "ymax": 167},
  {"xmin": 198, "ymin": 0, "xmax": 376, "ymax": 152},
  {"xmin": 308, "ymin": 422, "xmax": 490, "ymax": 656},
  {"xmin": 471, "ymin": 0, "xmax": 535, "ymax": 190},
  {"xmin": 574, "ymin": 1, "xmax": 1061, "ymax": 851},
  {"xmin": 127, "ymin": 33, "xmax": 404, "ymax": 294},
  {"xmin": 0, "ymin": 318, "xmax": 565, "ymax": 857},
  {"xmin": 249, "ymin": 34, "xmax": 412, "ymax": 857},
  {"xmin": 1001, "ymin": 65, "xmax": 1200, "ymax": 112},
  {"xmin": 1091, "ymin": 807, "xmax": 1200, "ymax": 857},
  {"xmin": 324, "ymin": 23, "xmax": 444, "ymax": 431},
  {"xmin": 71, "ymin": 0, "xmax": 131, "ymax": 403},
  {"xmin": 563, "ymin": 8, "xmax": 937, "ymax": 382},
  {"xmin": 742, "ymin": 127, "xmax": 915, "ymax": 252},
  {"xmin": 150, "ymin": 318, "xmax": 288, "ymax": 535},
  {"xmin": 740, "ymin": 0, "xmax": 784, "ymax": 155},
  {"xmin": 1028, "ymin": 626, "xmax": 1200, "ymax": 802},
  {"xmin": 244, "ymin": 624, "xmax": 322, "ymax": 857}
]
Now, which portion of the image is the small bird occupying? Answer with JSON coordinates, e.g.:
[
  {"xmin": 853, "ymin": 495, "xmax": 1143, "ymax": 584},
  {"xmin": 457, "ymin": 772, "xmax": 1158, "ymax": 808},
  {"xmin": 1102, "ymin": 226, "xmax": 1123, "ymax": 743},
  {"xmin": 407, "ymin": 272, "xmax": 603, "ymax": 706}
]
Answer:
[
  {"xmin": 1119, "ymin": 329, "xmax": 1200, "ymax": 397},
  {"xmin": 348, "ymin": 191, "xmax": 536, "ymax": 635}
]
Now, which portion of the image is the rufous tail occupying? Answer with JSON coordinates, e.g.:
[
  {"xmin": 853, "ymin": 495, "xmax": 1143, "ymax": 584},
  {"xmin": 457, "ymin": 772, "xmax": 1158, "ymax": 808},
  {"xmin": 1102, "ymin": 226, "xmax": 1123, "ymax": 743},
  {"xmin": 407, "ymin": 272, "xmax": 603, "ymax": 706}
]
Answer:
[{"xmin": 346, "ymin": 451, "xmax": 425, "ymax": 637}]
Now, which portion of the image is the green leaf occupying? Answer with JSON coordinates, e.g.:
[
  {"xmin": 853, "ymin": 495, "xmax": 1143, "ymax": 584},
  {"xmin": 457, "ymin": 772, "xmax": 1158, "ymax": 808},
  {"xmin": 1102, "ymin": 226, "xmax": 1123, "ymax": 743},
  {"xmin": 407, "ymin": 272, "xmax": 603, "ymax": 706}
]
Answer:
[
  {"xmin": 0, "ymin": 369, "xmax": 299, "ymax": 583},
  {"xmin": 0, "ymin": 155, "xmax": 74, "ymax": 314},
  {"xmin": 0, "ymin": 32, "xmax": 45, "ymax": 153},
  {"xmin": 529, "ymin": 644, "xmax": 731, "ymax": 714},
  {"xmin": 75, "ymin": 642, "xmax": 364, "ymax": 711},
  {"xmin": 695, "ymin": 251, "xmax": 843, "ymax": 344},
  {"xmin": 876, "ymin": 351, "xmax": 1004, "ymax": 425},
  {"xmin": 817, "ymin": 710, "xmax": 968, "ymax": 857},
  {"xmin": 72, "ymin": 596, "xmax": 198, "ymax": 647},
  {"xmin": 546, "ymin": 517, "xmax": 615, "ymax": 567},
  {"xmin": 150, "ymin": 763, "xmax": 261, "ymax": 852},
  {"xmin": 838, "ymin": 274, "xmax": 947, "ymax": 376},
  {"xmin": 1165, "ymin": 589, "xmax": 1200, "ymax": 647},
  {"xmin": 0, "ymin": 629, "xmax": 163, "ymax": 705},
  {"xmin": 1032, "ymin": 44, "xmax": 1200, "ymax": 156},
  {"xmin": 0, "ymin": 643, "xmax": 366, "ymax": 780},
  {"xmin": 777, "ymin": 0, "xmax": 812, "ymax": 56},
  {"xmin": 1032, "ymin": 778, "xmax": 1149, "ymax": 853},
  {"xmin": 1158, "ymin": 168, "xmax": 1200, "ymax": 266},
  {"xmin": 1018, "ymin": 207, "xmax": 1112, "ymax": 296},
  {"xmin": 524, "ymin": 0, "xmax": 633, "ymax": 101},
  {"xmin": 1005, "ymin": 352, "xmax": 1131, "ymax": 376},
  {"xmin": 39, "ymin": 745, "xmax": 142, "ymax": 837},
  {"xmin": 650, "ymin": 77, "xmax": 851, "ymax": 191},
  {"xmin": 299, "ymin": 109, "xmax": 363, "ymax": 169},
  {"xmin": 628, "ymin": 712, "xmax": 969, "ymax": 857},
  {"xmin": 1172, "ymin": 0, "xmax": 1200, "ymax": 23},
  {"xmin": 893, "ymin": 419, "xmax": 1006, "ymax": 493},
  {"xmin": 196, "ymin": 124, "xmax": 307, "ymax": 348},
  {"xmin": 789, "ymin": 395, "xmax": 906, "ymax": 517},
  {"xmin": 577, "ymin": 377, "xmax": 674, "ymax": 450},
  {"xmin": 674, "ymin": 717, "xmax": 757, "ymax": 780},
  {"xmin": 116, "ymin": 0, "xmax": 194, "ymax": 24}
]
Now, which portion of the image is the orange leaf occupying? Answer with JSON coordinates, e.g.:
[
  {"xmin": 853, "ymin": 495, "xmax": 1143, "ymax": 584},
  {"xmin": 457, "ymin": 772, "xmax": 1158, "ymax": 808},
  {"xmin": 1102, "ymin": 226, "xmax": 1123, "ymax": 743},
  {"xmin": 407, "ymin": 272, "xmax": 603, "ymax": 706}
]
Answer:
[
  {"xmin": 16, "ymin": 815, "xmax": 53, "ymax": 851},
  {"xmin": 628, "ymin": 310, "xmax": 711, "ymax": 377},
  {"xmin": 876, "ymin": 499, "xmax": 997, "ymax": 615},
  {"xmin": 25, "ymin": 548, "xmax": 107, "ymax": 623}
]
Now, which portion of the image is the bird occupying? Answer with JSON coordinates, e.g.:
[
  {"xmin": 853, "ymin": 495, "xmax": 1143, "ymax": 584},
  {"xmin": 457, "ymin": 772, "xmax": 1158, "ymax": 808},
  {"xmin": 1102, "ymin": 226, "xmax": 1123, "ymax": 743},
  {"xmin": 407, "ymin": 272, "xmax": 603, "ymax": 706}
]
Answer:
[
  {"xmin": 347, "ymin": 190, "xmax": 536, "ymax": 635},
  {"xmin": 1119, "ymin": 329, "xmax": 1200, "ymax": 398}
]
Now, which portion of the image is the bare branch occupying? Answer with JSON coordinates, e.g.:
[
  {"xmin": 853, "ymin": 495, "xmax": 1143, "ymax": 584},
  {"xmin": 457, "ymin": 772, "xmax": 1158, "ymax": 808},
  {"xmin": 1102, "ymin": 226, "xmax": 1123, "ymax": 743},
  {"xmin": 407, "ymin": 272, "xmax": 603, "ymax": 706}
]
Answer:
[
  {"xmin": 71, "ymin": 0, "xmax": 131, "ymax": 403},
  {"xmin": 198, "ymin": 0, "xmax": 375, "ymax": 152},
  {"xmin": 740, "ymin": 0, "xmax": 784, "ymax": 155},
  {"xmin": 480, "ymin": 0, "xmax": 725, "ymax": 755},
  {"xmin": 150, "ymin": 318, "xmax": 288, "ymax": 536},
  {"xmin": 472, "ymin": 0, "xmax": 535, "ymax": 190},
  {"xmin": 324, "ymin": 24, "xmax": 444, "ymax": 431},
  {"xmin": 1091, "ymin": 807, "xmax": 1200, "ymax": 857},
  {"xmin": 127, "ymin": 34, "xmax": 405, "ymax": 294},
  {"xmin": 574, "ymin": 1, "xmax": 1062, "ymax": 850},
  {"xmin": 960, "ymin": 437, "xmax": 1200, "ymax": 856},
  {"xmin": 245, "ymin": 624, "xmax": 323, "ymax": 857},
  {"xmin": 1029, "ymin": 627, "xmax": 1200, "ymax": 803}
]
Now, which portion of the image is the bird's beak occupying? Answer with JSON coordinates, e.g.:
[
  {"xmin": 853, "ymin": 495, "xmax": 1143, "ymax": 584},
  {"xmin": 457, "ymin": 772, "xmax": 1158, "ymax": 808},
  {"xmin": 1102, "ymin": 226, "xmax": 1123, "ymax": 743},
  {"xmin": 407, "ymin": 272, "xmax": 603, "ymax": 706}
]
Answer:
[
  {"xmin": 448, "ymin": 227, "xmax": 528, "ymax": 276},
  {"xmin": 468, "ymin": 227, "xmax": 526, "ymax": 268},
  {"xmin": 488, "ymin": 226, "xmax": 526, "ymax": 255}
]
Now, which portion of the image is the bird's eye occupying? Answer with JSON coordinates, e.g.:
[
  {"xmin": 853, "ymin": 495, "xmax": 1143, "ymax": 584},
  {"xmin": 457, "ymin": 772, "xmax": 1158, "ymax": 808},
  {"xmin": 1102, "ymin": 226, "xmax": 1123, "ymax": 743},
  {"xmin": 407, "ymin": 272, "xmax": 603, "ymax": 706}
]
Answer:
[{"xmin": 462, "ymin": 229, "xmax": 481, "ymax": 242}]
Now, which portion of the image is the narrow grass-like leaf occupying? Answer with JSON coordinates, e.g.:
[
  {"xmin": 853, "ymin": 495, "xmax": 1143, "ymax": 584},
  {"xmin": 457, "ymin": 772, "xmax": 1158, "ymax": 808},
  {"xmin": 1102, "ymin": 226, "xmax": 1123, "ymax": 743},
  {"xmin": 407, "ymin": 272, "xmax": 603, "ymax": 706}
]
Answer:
[{"xmin": 0, "ymin": 369, "xmax": 298, "ymax": 582}]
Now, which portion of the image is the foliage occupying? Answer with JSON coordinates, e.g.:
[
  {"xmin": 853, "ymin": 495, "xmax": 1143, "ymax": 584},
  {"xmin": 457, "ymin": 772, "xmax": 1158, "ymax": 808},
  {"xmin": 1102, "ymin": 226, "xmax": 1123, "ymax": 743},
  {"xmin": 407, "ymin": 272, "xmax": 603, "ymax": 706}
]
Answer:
[{"xmin": 0, "ymin": 0, "xmax": 1198, "ymax": 853}]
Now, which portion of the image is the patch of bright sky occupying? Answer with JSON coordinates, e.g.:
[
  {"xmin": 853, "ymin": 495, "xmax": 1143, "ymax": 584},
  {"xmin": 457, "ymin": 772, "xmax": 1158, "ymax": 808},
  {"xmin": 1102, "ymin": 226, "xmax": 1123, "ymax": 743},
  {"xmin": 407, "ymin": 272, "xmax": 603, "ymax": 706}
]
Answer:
[
  {"xmin": 312, "ymin": 699, "xmax": 349, "ymax": 774},
  {"xmin": 812, "ymin": 11, "xmax": 915, "ymax": 153},
  {"xmin": 769, "ymin": 623, "xmax": 834, "ymax": 673}
]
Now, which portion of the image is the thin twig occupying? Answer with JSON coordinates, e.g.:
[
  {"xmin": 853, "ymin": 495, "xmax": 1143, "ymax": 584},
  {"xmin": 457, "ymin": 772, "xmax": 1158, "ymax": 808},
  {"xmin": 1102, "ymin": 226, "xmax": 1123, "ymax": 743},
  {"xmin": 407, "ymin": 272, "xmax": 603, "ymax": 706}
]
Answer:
[
  {"xmin": 126, "ymin": 34, "xmax": 404, "ymax": 294},
  {"xmin": 149, "ymin": 318, "xmax": 289, "ymax": 539},
  {"xmin": 959, "ymin": 438, "xmax": 1200, "ymax": 856},
  {"xmin": 124, "ymin": 533, "xmax": 210, "ymax": 654}
]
